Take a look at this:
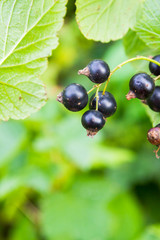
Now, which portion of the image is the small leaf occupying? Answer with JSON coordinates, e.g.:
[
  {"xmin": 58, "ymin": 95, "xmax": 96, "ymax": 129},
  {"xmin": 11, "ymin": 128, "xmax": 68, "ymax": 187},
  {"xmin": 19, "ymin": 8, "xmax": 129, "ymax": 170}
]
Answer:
[
  {"xmin": 135, "ymin": 0, "xmax": 160, "ymax": 49},
  {"xmin": 76, "ymin": 0, "xmax": 142, "ymax": 43},
  {"xmin": 146, "ymin": 107, "xmax": 160, "ymax": 127},
  {"xmin": 0, "ymin": 0, "xmax": 67, "ymax": 120}
]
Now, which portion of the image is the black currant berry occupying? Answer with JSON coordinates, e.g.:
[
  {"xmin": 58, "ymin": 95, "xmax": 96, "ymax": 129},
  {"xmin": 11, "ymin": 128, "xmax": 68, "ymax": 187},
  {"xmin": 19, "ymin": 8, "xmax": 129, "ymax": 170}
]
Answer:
[
  {"xmin": 81, "ymin": 110, "xmax": 106, "ymax": 137},
  {"xmin": 149, "ymin": 55, "xmax": 160, "ymax": 76},
  {"xmin": 89, "ymin": 91, "xmax": 117, "ymax": 118},
  {"xmin": 126, "ymin": 73, "xmax": 155, "ymax": 100},
  {"xmin": 147, "ymin": 124, "xmax": 160, "ymax": 158},
  {"xmin": 57, "ymin": 83, "xmax": 88, "ymax": 112},
  {"xmin": 147, "ymin": 86, "xmax": 160, "ymax": 112},
  {"xmin": 78, "ymin": 60, "xmax": 110, "ymax": 83}
]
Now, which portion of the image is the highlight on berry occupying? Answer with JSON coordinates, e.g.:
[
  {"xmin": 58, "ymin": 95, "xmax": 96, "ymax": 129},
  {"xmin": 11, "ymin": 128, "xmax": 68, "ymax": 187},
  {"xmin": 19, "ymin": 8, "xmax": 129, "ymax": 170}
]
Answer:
[
  {"xmin": 57, "ymin": 83, "xmax": 88, "ymax": 112},
  {"xmin": 89, "ymin": 91, "xmax": 117, "ymax": 118},
  {"xmin": 78, "ymin": 60, "xmax": 110, "ymax": 83},
  {"xmin": 126, "ymin": 73, "xmax": 155, "ymax": 100}
]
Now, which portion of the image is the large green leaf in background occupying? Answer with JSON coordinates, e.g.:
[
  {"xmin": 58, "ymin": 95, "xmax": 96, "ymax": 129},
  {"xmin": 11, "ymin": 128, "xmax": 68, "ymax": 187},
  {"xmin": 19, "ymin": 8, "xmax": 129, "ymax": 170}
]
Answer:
[
  {"xmin": 123, "ymin": 30, "xmax": 159, "ymax": 59},
  {"xmin": 76, "ymin": 0, "xmax": 141, "ymax": 43},
  {"xmin": 135, "ymin": 0, "xmax": 160, "ymax": 49},
  {"xmin": 41, "ymin": 175, "xmax": 143, "ymax": 240},
  {"xmin": 123, "ymin": 30, "xmax": 160, "ymax": 70},
  {"xmin": 10, "ymin": 215, "xmax": 38, "ymax": 240},
  {"xmin": 136, "ymin": 225, "xmax": 160, "ymax": 240},
  {"xmin": 0, "ymin": 0, "xmax": 67, "ymax": 120},
  {"xmin": 0, "ymin": 121, "xmax": 27, "ymax": 167}
]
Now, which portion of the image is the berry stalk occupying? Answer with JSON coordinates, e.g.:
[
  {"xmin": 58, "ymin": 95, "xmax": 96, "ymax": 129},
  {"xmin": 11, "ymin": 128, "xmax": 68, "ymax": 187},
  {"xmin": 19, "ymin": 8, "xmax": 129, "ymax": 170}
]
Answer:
[
  {"xmin": 87, "ymin": 85, "xmax": 99, "ymax": 94},
  {"xmin": 103, "ymin": 56, "xmax": 160, "ymax": 94},
  {"xmin": 154, "ymin": 75, "xmax": 160, "ymax": 81},
  {"xmin": 95, "ymin": 85, "xmax": 100, "ymax": 110}
]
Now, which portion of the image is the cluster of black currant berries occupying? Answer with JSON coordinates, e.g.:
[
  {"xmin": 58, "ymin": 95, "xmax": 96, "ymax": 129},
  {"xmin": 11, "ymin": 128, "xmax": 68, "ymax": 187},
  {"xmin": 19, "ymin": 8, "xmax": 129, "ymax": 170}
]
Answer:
[
  {"xmin": 57, "ymin": 55, "xmax": 160, "ymax": 158},
  {"xmin": 57, "ymin": 60, "xmax": 117, "ymax": 137},
  {"xmin": 126, "ymin": 55, "xmax": 160, "ymax": 158}
]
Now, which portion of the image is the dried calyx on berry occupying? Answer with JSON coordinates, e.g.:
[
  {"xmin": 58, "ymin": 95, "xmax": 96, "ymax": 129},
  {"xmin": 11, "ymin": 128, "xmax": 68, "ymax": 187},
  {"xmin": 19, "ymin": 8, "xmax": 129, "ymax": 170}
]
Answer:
[
  {"xmin": 81, "ymin": 110, "xmax": 106, "ymax": 137},
  {"xmin": 89, "ymin": 91, "xmax": 117, "ymax": 118},
  {"xmin": 126, "ymin": 73, "xmax": 155, "ymax": 100},
  {"xmin": 149, "ymin": 55, "xmax": 160, "ymax": 76},
  {"xmin": 147, "ymin": 124, "xmax": 160, "ymax": 159},
  {"xmin": 78, "ymin": 59, "xmax": 110, "ymax": 83},
  {"xmin": 57, "ymin": 83, "xmax": 88, "ymax": 112}
]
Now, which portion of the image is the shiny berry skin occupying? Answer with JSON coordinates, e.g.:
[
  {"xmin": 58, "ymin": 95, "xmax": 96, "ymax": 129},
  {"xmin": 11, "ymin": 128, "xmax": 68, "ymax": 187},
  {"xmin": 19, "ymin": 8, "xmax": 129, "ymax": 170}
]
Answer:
[
  {"xmin": 78, "ymin": 60, "xmax": 110, "ymax": 83},
  {"xmin": 149, "ymin": 55, "xmax": 160, "ymax": 76},
  {"xmin": 147, "ymin": 86, "xmax": 160, "ymax": 112},
  {"xmin": 81, "ymin": 110, "xmax": 106, "ymax": 137},
  {"xmin": 89, "ymin": 91, "xmax": 117, "ymax": 118},
  {"xmin": 126, "ymin": 73, "xmax": 155, "ymax": 100},
  {"xmin": 57, "ymin": 83, "xmax": 88, "ymax": 112}
]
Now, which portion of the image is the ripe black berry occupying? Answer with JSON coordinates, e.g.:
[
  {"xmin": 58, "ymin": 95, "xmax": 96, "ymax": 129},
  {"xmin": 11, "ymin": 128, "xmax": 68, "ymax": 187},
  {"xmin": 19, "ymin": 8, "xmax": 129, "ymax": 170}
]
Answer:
[
  {"xmin": 147, "ymin": 86, "xmax": 160, "ymax": 112},
  {"xmin": 89, "ymin": 91, "xmax": 117, "ymax": 118},
  {"xmin": 126, "ymin": 73, "xmax": 155, "ymax": 100},
  {"xmin": 149, "ymin": 55, "xmax": 160, "ymax": 76},
  {"xmin": 57, "ymin": 83, "xmax": 88, "ymax": 112},
  {"xmin": 81, "ymin": 110, "xmax": 106, "ymax": 137},
  {"xmin": 78, "ymin": 60, "xmax": 110, "ymax": 83}
]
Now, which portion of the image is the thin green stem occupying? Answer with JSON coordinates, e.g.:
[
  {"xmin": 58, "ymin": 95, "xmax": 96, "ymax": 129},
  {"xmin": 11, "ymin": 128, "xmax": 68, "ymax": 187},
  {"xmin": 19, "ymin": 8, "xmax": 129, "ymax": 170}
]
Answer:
[
  {"xmin": 103, "ymin": 56, "xmax": 160, "ymax": 94},
  {"xmin": 87, "ymin": 85, "xmax": 98, "ymax": 94},
  {"xmin": 95, "ymin": 85, "xmax": 100, "ymax": 110},
  {"xmin": 19, "ymin": 207, "xmax": 35, "ymax": 224},
  {"xmin": 154, "ymin": 75, "xmax": 160, "ymax": 81}
]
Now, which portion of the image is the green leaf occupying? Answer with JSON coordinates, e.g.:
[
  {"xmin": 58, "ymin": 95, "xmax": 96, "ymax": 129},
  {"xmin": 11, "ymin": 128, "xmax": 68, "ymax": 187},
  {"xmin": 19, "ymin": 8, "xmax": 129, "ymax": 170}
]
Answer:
[
  {"xmin": 76, "ymin": 0, "xmax": 142, "ymax": 43},
  {"xmin": 123, "ymin": 30, "xmax": 159, "ymax": 70},
  {"xmin": 0, "ymin": 0, "xmax": 67, "ymax": 120},
  {"xmin": 135, "ymin": 0, "xmax": 160, "ymax": 49},
  {"xmin": 123, "ymin": 30, "xmax": 158, "ymax": 58},
  {"xmin": 146, "ymin": 107, "xmax": 160, "ymax": 127}
]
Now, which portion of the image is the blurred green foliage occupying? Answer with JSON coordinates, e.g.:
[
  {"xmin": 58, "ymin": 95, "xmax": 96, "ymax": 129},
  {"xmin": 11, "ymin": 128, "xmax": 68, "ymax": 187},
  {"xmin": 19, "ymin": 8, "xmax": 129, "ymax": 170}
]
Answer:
[{"xmin": 1, "ymin": 1, "xmax": 160, "ymax": 240}]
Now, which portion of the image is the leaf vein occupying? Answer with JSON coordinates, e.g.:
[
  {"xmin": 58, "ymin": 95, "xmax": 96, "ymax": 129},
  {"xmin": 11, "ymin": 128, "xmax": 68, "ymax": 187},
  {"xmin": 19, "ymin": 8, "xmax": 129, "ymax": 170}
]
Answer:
[
  {"xmin": 3, "ymin": 0, "xmax": 17, "ymax": 57},
  {"xmin": 0, "ymin": 0, "xmax": 57, "ymax": 66},
  {"xmin": 0, "ymin": 80, "xmax": 42, "ymax": 99}
]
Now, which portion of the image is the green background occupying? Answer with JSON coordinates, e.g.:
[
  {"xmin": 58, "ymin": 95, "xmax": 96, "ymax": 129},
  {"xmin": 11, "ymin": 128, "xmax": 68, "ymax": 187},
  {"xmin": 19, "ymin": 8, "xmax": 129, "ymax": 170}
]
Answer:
[{"xmin": 1, "ymin": 1, "xmax": 160, "ymax": 239}]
